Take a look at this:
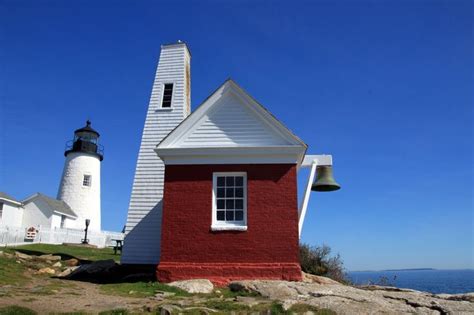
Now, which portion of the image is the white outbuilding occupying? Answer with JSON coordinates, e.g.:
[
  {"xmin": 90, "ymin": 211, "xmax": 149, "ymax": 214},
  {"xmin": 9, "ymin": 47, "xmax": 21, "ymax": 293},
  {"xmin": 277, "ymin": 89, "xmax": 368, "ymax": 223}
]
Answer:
[{"xmin": 0, "ymin": 192, "xmax": 24, "ymax": 227}]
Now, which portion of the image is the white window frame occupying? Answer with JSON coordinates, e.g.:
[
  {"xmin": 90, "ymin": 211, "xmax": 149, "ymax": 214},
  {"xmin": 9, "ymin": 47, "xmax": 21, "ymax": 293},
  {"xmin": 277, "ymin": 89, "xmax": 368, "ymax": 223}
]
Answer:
[
  {"xmin": 60, "ymin": 215, "xmax": 66, "ymax": 228},
  {"xmin": 159, "ymin": 82, "xmax": 175, "ymax": 109},
  {"xmin": 83, "ymin": 174, "xmax": 92, "ymax": 187},
  {"xmin": 211, "ymin": 172, "xmax": 247, "ymax": 231}
]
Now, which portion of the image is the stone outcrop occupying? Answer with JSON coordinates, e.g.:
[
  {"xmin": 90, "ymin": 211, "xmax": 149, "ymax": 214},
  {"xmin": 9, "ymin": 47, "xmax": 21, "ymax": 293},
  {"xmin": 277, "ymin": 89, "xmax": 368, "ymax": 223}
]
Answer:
[
  {"xmin": 168, "ymin": 279, "xmax": 214, "ymax": 294},
  {"xmin": 229, "ymin": 279, "xmax": 474, "ymax": 314}
]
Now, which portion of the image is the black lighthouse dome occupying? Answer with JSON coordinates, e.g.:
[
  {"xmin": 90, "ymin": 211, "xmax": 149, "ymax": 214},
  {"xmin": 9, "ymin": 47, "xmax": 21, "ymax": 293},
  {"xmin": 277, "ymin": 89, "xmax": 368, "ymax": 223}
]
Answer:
[{"xmin": 65, "ymin": 120, "xmax": 104, "ymax": 161}]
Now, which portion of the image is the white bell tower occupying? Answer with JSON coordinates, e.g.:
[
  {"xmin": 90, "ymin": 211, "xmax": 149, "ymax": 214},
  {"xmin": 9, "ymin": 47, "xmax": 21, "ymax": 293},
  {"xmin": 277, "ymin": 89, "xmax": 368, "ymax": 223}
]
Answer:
[
  {"xmin": 57, "ymin": 120, "xmax": 103, "ymax": 231},
  {"xmin": 122, "ymin": 42, "xmax": 191, "ymax": 264}
]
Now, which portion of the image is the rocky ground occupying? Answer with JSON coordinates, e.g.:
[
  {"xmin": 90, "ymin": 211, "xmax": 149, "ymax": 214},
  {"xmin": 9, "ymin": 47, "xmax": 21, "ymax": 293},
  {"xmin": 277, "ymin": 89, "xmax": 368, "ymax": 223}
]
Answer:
[
  {"xmin": 0, "ymin": 248, "xmax": 473, "ymax": 314},
  {"xmin": 229, "ymin": 274, "xmax": 474, "ymax": 315}
]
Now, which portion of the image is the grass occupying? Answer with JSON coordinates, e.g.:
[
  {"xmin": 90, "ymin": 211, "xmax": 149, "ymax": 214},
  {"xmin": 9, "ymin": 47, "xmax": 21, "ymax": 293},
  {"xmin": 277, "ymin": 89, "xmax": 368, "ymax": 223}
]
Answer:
[
  {"xmin": 4, "ymin": 244, "xmax": 119, "ymax": 262},
  {"xmin": 98, "ymin": 310, "xmax": 129, "ymax": 315},
  {"xmin": 287, "ymin": 303, "xmax": 337, "ymax": 314},
  {"xmin": 100, "ymin": 281, "xmax": 190, "ymax": 298},
  {"xmin": 0, "ymin": 306, "xmax": 37, "ymax": 315},
  {"xmin": 0, "ymin": 256, "xmax": 28, "ymax": 287}
]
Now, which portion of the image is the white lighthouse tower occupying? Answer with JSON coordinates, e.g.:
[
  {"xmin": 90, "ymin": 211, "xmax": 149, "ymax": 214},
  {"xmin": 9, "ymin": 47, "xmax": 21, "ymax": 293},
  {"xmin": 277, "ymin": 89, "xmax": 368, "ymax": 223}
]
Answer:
[{"xmin": 57, "ymin": 120, "xmax": 103, "ymax": 231}]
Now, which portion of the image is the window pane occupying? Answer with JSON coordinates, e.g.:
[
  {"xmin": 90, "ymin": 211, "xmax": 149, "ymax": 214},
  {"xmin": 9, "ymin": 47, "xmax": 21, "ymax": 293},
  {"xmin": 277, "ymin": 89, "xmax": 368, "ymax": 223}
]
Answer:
[
  {"xmin": 217, "ymin": 211, "xmax": 225, "ymax": 221},
  {"xmin": 226, "ymin": 176, "xmax": 234, "ymax": 186},
  {"xmin": 217, "ymin": 199, "xmax": 225, "ymax": 209},
  {"xmin": 235, "ymin": 176, "xmax": 243, "ymax": 186},
  {"xmin": 235, "ymin": 211, "xmax": 244, "ymax": 221},
  {"xmin": 235, "ymin": 188, "xmax": 243, "ymax": 197},
  {"xmin": 235, "ymin": 199, "xmax": 243, "ymax": 209},
  {"xmin": 217, "ymin": 188, "xmax": 225, "ymax": 198},
  {"xmin": 217, "ymin": 177, "xmax": 225, "ymax": 187},
  {"xmin": 162, "ymin": 83, "xmax": 173, "ymax": 108},
  {"xmin": 226, "ymin": 211, "xmax": 234, "ymax": 221},
  {"xmin": 226, "ymin": 188, "xmax": 234, "ymax": 198},
  {"xmin": 226, "ymin": 199, "xmax": 234, "ymax": 210}
]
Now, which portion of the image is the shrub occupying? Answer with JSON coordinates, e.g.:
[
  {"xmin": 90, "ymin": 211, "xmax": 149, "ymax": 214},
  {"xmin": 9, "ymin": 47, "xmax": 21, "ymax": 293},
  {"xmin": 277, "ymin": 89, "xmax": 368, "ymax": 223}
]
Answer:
[{"xmin": 299, "ymin": 243, "xmax": 350, "ymax": 283}]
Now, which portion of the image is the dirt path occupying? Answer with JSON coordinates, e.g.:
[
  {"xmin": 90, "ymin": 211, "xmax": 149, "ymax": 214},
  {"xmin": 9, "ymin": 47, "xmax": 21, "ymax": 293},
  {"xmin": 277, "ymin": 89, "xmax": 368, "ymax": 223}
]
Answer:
[{"xmin": 0, "ymin": 277, "xmax": 162, "ymax": 314}]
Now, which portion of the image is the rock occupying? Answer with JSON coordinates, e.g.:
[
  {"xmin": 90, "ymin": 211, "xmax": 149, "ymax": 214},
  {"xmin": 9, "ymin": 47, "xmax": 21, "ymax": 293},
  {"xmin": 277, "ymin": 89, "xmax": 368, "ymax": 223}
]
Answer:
[
  {"xmin": 37, "ymin": 267, "xmax": 56, "ymax": 275},
  {"xmin": 56, "ymin": 266, "xmax": 79, "ymax": 277},
  {"xmin": 63, "ymin": 259, "xmax": 117, "ymax": 281},
  {"xmin": 14, "ymin": 251, "xmax": 33, "ymax": 260},
  {"xmin": 155, "ymin": 291, "xmax": 176, "ymax": 300},
  {"xmin": 301, "ymin": 272, "xmax": 341, "ymax": 285},
  {"xmin": 168, "ymin": 279, "xmax": 214, "ymax": 294},
  {"xmin": 38, "ymin": 254, "xmax": 62, "ymax": 262},
  {"xmin": 159, "ymin": 304, "xmax": 182, "ymax": 315},
  {"xmin": 52, "ymin": 262, "xmax": 62, "ymax": 268},
  {"xmin": 0, "ymin": 252, "xmax": 13, "ymax": 259},
  {"xmin": 228, "ymin": 280, "xmax": 474, "ymax": 314},
  {"xmin": 64, "ymin": 258, "xmax": 80, "ymax": 266}
]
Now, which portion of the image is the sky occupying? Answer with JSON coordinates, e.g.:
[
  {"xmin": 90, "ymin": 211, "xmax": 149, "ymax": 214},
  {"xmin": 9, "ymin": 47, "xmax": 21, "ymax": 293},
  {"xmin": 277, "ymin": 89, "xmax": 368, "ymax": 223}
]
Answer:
[{"xmin": 0, "ymin": 0, "xmax": 472, "ymax": 271}]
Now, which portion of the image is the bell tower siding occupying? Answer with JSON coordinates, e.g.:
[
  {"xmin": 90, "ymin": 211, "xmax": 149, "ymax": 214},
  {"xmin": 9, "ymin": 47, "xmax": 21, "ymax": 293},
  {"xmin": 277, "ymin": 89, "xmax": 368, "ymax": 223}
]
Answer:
[{"xmin": 122, "ymin": 43, "xmax": 191, "ymax": 264}]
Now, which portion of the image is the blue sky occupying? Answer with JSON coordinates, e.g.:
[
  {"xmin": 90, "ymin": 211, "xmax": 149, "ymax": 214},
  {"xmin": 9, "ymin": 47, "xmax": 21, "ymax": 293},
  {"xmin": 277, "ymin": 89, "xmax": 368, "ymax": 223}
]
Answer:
[{"xmin": 1, "ymin": 0, "xmax": 472, "ymax": 271}]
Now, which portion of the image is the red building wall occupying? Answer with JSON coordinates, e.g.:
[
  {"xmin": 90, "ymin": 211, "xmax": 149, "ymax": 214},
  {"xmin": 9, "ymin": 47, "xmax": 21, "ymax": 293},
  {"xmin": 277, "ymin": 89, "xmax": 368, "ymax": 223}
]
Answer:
[{"xmin": 156, "ymin": 164, "xmax": 302, "ymax": 284}]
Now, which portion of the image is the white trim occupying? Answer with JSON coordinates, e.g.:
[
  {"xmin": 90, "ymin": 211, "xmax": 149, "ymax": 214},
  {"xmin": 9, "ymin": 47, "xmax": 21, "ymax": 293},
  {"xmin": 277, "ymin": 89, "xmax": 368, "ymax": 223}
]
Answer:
[
  {"xmin": 156, "ymin": 146, "xmax": 306, "ymax": 166},
  {"xmin": 0, "ymin": 198, "xmax": 22, "ymax": 207},
  {"xmin": 53, "ymin": 210, "xmax": 77, "ymax": 219},
  {"xmin": 211, "ymin": 225, "xmax": 247, "ymax": 231},
  {"xmin": 302, "ymin": 155, "xmax": 332, "ymax": 167},
  {"xmin": 298, "ymin": 154, "xmax": 335, "ymax": 238},
  {"xmin": 160, "ymin": 82, "xmax": 175, "ymax": 109},
  {"xmin": 157, "ymin": 80, "xmax": 307, "ymax": 149},
  {"xmin": 82, "ymin": 174, "xmax": 92, "ymax": 187},
  {"xmin": 298, "ymin": 160, "xmax": 318, "ymax": 237},
  {"xmin": 211, "ymin": 172, "xmax": 247, "ymax": 230}
]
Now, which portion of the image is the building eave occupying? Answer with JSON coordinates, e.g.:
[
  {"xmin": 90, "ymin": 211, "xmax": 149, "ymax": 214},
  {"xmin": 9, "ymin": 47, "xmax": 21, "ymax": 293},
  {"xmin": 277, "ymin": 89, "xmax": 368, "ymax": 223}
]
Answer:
[
  {"xmin": 0, "ymin": 197, "xmax": 22, "ymax": 207},
  {"xmin": 53, "ymin": 210, "xmax": 77, "ymax": 219},
  {"xmin": 155, "ymin": 145, "xmax": 306, "ymax": 165}
]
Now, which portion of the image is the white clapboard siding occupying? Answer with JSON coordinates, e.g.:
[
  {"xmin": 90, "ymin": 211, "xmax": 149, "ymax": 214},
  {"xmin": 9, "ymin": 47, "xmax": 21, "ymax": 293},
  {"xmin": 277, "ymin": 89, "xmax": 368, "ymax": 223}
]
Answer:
[
  {"xmin": 121, "ymin": 42, "xmax": 190, "ymax": 265},
  {"xmin": 158, "ymin": 80, "xmax": 305, "ymax": 150},
  {"xmin": 179, "ymin": 94, "xmax": 286, "ymax": 147}
]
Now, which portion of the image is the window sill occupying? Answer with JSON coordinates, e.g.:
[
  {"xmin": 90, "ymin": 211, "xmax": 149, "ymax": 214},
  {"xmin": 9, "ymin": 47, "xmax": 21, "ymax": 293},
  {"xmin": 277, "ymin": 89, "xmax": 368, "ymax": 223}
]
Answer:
[
  {"xmin": 155, "ymin": 108, "xmax": 173, "ymax": 112},
  {"xmin": 211, "ymin": 225, "xmax": 247, "ymax": 232}
]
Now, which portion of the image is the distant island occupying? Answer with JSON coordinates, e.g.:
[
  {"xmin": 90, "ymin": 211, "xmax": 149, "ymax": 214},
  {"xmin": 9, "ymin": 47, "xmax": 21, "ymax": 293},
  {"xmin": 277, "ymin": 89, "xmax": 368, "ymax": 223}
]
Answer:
[
  {"xmin": 351, "ymin": 268, "xmax": 436, "ymax": 272},
  {"xmin": 383, "ymin": 268, "xmax": 436, "ymax": 272}
]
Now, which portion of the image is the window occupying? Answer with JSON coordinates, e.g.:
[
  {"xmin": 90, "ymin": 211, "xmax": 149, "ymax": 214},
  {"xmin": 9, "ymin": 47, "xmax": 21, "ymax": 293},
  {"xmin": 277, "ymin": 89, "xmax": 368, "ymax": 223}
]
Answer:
[
  {"xmin": 0, "ymin": 202, "xmax": 3, "ymax": 219},
  {"xmin": 60, "ymin": 215, "xmax": 66, "ymax": 228},
  {"xmin": 83, "ymin": 175, "xmax": 92, "ymax": 187},
  {"xmin": 161, "ymin": 83, "xmax": 174, "ymax": 108},
  {"xmin": 212, "ymin": 172, "xmax": 247, "ymax": 230}
]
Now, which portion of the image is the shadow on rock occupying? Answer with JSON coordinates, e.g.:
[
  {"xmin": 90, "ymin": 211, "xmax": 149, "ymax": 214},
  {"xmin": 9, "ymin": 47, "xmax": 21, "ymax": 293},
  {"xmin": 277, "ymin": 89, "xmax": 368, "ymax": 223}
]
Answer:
[{"xmin": 59, "ymin": 259, "xmax": 156, "ymax": 283}]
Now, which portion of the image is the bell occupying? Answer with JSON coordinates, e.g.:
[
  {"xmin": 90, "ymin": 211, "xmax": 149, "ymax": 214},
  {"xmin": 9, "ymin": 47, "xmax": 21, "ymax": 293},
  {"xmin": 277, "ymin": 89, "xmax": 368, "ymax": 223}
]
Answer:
[{"xmin": 311, "ymin": 165, "xmax": 341, "ymax": 192}]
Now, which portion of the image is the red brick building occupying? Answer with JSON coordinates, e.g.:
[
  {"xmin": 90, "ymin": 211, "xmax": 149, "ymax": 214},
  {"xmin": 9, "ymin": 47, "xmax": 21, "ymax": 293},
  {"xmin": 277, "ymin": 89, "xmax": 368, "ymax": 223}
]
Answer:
[{"xmin": 155, "ymin": 80, "xmax": 307, "ymax": 284}]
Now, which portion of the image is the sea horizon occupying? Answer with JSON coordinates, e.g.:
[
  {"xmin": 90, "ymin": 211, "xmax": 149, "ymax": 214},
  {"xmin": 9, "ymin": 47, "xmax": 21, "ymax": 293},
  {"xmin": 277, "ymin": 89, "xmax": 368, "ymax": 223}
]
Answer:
[
  {"xmin": 349, "ymin": 268, "xmax": 474, "ymax": 273},
  {"xmin": 348, "ymin": 269, "xmax": 474, "ymax": 294}
]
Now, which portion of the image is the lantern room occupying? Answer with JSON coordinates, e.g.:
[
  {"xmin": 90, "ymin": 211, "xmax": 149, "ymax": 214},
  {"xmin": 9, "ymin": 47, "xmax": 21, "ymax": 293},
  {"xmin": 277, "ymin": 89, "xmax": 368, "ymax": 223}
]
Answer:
[{"xmin": 65, "ymin": 120, "xmax": 104, "ymax": 161}]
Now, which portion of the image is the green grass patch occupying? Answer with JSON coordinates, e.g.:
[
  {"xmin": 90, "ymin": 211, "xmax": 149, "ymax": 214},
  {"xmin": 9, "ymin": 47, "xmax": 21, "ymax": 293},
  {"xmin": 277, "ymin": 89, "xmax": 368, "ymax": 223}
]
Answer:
[
  {"xmin": 5, "ymin": 244, "xmax": 119, "ymax": 262},
  {"xmin": 287, "ymin": 303, "xmax": 336, "ymax": 314},
  {"xmin": 0, "ymin": 256, "xmax": 28, "ymax": 286},
  {"xmin": 0, "ymin": 305, "xmax": 37, "ymax": 315},
  {"xmin": 100, "ymin": 281, "xmax": 190, "ymax": 298},
  {"xmin": 98, "ymin": 309, "xmax": 129, "ymax": 315},
  {"xmin": 203, "ymin": 300, "xmax": 250, "ymax": 312}
]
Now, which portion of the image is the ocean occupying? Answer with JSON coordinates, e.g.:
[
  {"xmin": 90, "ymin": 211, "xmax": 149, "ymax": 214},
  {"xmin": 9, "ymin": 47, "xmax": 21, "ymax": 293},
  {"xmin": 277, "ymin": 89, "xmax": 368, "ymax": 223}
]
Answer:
[{"xmin": 348, "ymin": 269, "xmax": 474, "ymax": 294}]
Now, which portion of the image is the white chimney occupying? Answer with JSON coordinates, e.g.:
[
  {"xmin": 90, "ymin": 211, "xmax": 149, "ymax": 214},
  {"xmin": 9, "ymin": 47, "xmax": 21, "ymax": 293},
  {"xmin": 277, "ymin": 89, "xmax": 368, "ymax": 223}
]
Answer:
[{"xmin": 122, "ymin": 42, "xmax": 191, "ymax": 264}]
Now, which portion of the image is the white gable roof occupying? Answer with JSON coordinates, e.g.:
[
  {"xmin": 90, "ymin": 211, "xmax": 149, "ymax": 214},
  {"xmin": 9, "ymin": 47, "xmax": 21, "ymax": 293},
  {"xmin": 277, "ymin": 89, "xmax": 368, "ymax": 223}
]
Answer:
[{"xmin": 156, "ymin": 80, "xmax": 307, "ymax": 165}]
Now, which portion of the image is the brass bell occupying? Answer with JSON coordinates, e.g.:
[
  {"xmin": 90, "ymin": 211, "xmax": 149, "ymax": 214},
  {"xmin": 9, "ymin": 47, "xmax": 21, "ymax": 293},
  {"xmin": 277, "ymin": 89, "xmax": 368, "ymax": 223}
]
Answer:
[{"xmin": 311, "ymin": 165, "xmax": 341, "ymax": 192}]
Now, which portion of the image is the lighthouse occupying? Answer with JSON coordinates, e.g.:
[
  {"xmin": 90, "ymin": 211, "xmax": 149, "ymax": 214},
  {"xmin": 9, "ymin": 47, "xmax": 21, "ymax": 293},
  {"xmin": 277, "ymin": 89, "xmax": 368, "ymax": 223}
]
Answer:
[{"xmin": 57, "ymin": 120, "xmax": 103, "ymax": 231}]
